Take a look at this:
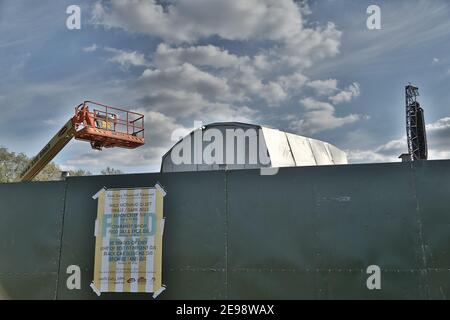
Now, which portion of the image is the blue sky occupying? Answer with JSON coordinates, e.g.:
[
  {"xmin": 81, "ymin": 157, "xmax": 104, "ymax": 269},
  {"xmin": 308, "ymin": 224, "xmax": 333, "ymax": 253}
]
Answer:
[{"xmin": 1, "ymin": 0, "xmax": 450, "ymax": 173}]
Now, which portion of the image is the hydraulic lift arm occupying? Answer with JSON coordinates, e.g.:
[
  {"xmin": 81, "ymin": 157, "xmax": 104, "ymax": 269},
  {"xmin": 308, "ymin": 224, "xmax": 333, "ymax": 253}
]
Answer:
[
  {"xmin": 19, "ymin": 120, "xmax": 76, "ymax": 181},
  {"xmin": 18, "ymin": 101, "xmax": 145, "ymax": 182}
]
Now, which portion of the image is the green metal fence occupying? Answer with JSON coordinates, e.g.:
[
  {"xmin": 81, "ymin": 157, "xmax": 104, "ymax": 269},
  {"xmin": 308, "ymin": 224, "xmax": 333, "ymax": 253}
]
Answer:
[{"xmin": 1, "ymin": 160, "xmax": 450, "ymax": 299}]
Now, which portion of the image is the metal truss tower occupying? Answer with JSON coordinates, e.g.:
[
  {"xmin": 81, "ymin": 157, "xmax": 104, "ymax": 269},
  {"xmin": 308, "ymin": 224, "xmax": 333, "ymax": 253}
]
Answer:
[{"xmin": 405, "ymin": 84, "xmax": 427, "ymax": 161}]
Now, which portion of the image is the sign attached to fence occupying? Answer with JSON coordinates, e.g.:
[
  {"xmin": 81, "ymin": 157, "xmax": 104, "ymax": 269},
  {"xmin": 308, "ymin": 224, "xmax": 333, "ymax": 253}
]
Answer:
[{"xmin": 90, "ymin": 184, "xmax": 166, "ymax": 297}]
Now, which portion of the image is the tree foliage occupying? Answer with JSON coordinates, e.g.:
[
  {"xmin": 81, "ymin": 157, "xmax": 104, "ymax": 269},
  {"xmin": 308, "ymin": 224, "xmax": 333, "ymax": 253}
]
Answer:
[
  {"xmin": 68, "ymin": 169, "xmax": 92, "ymax": 177},
  {"xmin": 100, "ymin": 167, "xmax": 123, "ymax": 175},
  {"xmin": 0, "ymin": 146, "xmax": 93, "ymax": 182}
]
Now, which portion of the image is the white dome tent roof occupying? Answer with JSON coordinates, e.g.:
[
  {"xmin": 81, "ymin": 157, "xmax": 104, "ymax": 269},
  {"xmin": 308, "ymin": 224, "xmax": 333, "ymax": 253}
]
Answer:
[{"xmin": 161, "ymin": 122, "xmax": 347, "ymax": 172}]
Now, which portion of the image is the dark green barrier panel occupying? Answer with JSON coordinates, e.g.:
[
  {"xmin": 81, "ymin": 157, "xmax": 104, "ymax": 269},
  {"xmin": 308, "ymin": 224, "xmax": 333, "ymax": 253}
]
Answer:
[
  {"xmin": 310, "ymin": 163, "xmax": 423, "ymax": 299},
  {"xmin": 0, "ymin": 181, "xmax": 66, "ymax": 299},
  {"xmin": 1, "ymin": 160, "xmax": 450, "ymax": 299},
  {"xmin": 55, "ymin": 171, "xmax": 227, "ymax": 299},
  {"xmin": 226, "ymin": 167, "xmax": 318, "ymax": 299},
  {"xmin": 226, "ymin": 163, "xmax": 425, "ymax": 299},
  {"xmin": 414, "ymin": 160, "xmax": 450, "ymax": 300}
]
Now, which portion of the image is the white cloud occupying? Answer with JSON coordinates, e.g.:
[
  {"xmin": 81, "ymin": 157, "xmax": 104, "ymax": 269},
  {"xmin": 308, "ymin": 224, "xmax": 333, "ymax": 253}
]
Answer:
[
  {"xmin": 83, "ymin": 43, "xmax": 98, "ymax": 52},
  {"xmin": 307, "ymin": 79, "xmax": 338, "ymax": 95},
  {"xmin": 277, "ymin": 72, "xmax": 309, "ymax": 91},
  {"xmin": 104, "ymin": 47, "xmax": 149, "ymax": 69},
  {"xmin": 91, "ymin": 0, "xmax": 341, "ymax": 72},
  {"xmin": 260, "ymin": 82, "xmax": 288, "ymax": 106},
  {"xmin": 428, "ymin": 149, "xmax": 450, "ymax": 159},
  {"xmin": 347, "ymin": 139, "xmax": 405, "ymax": 164},
  {"xmin": 427, "ymin": 117, "xmax": 450, "ymax": 131},
  {"xmin": 329, "ymin": 82, "xmax": 360, "ymax": 104},
  {"xmin": 153, "ymin": 43, "xmax": 248, "ymax": 69},
  {"xmin": 253, "ymin": 54, "xmax": 271, "ymax": 71},
  {"xmin": 83, "ymin": 44, "xmax": 149, "ymax": 69},
  {"xmin": 346, "ymin": 149, "xmax": 395, "ymax": 163},
  {"xmin": 92, "ymin": 0, "xmax": 304, "ymax": 44},
  {"xmin": 89, "ymin": 0, "xmax": 346, "ymax": 110},
  {"xmin": 290, "ymin": 97, "xmax": 361, "ymax": 134},
  {"xmin": 140, "ymin": 63, "xmax": 233, "ymax": 102},
  {"xmin": 138, "ymin": 90, "xmax": 256, "ymax": 123},
  {"xmin": 375, "ymin": 138, "xmax": 405, "ymax": 155},
  {"xmin": 348, "ymin": 117, "xmax": 450, "ymax": 163},
  {"xmin": 139, "ymin": 90, "xmax": 206, "ymax": 118},
  {"xmin": 271, "ymin": 22, "xmax": 341, "ymax": 70},
  {"xmin": 427, "ymin": 117, "xmax": 450, "ymax": 151},
  {"xmin": 151, "ymin": 44, "xmax": 290, "ymax": 106},
  {"xmin": 226, "ymin": 65, "xmax": 289, "ymax": 106}
]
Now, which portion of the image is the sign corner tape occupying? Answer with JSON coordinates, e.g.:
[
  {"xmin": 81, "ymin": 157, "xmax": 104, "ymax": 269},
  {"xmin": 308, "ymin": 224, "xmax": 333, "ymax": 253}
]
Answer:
[
  {"xmin": 92, "ymin": 187, "xmax": 107, "ymax": 200},
  {"xmin": 90, "ymin": 282, "xmax": 101, "ymax": 296},
  {"xmin": 152, "ymin": 286, "xmax": 166, "ymax": 299},
  {"xmin": 154, "ymin": 183, "xmax": 167, "ymax": 197}
]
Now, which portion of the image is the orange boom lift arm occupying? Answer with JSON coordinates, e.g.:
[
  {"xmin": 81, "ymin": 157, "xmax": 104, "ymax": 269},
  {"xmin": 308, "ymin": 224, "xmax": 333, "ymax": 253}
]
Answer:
[{"xmin": 19, "ymin": 101, "xmax": 145, "ymax": 182}]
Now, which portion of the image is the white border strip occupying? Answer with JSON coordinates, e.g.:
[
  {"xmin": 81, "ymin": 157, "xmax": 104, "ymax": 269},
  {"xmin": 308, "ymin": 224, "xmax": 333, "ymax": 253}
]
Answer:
[
  {"xmin": 154, "ymin": 183, "xmax": 167, "ymax": 197},
  {"xmin": 152, "ymin": 285, "xmax": 166, "ymax": 299},
  {"xmin": 90, "ymin": 283, "xmax": 101, "ymax": 296},
  {"xmin": 92, "ymin": 187, "xmax": 107, "ymax": 200}
]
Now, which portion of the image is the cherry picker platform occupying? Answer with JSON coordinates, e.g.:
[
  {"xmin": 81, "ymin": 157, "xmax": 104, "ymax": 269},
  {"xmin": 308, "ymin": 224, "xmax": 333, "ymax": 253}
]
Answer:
[{"xmin": 19, "ymin": 101, "xmax": 145, "ymax": 181}]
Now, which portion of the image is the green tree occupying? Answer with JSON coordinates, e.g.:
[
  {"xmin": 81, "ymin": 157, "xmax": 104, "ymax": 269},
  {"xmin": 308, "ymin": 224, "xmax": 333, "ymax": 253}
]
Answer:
[
  {"xmin": 0, "ymin": 147, "xmax": 29, "ymax": 182},
  {"xmin": 101, "ymin": 167, "xmax": 123, "ymax": 175},
  {"xmin": 68, "ymin": 169, "xmax": 92, "ymax": 177},
  {"xmin": 0, "ymin": 146, "xmax": 91, "ymax": 182}
]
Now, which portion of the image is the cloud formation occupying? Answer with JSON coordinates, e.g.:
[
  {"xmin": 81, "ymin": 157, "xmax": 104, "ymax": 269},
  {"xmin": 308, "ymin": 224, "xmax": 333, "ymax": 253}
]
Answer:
[
  {"xmin": 104, "ymin": 47, "xmax": 149, "ymax": 69},
  {"xmin": 348, "ymin": 117, "xmax": 450, "ymax": 163},
  {"xmin": 291, "ymin": 97, "xmax": 361, "ymax": 134},
  {"xmin": 69, "ymin": 0, "xmax": 363, "ymax": 170},
  {"xmin": 330, "ymin": 82, "xmax": 361, "ymax": 105},
  {"xmin": 307, "ymin": 79, "xmax": 338, "ymax": 96},
  {"xmin": 153, "ymin": 43, "xmax": 248, "ymax": 69},
  {"xmin": 82, "ymin": 43, "xmax": 98, "ymax": 52},
  {"xmin": 92, "ymin": 0, "xmax": 304, "ymax": 44}
]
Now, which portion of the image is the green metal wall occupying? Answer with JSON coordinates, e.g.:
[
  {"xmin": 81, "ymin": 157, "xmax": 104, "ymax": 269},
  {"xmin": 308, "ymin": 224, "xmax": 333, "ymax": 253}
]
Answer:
[{"xmin": 1, "ymin": 160, "xmax": 450, "ymax": 299}]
